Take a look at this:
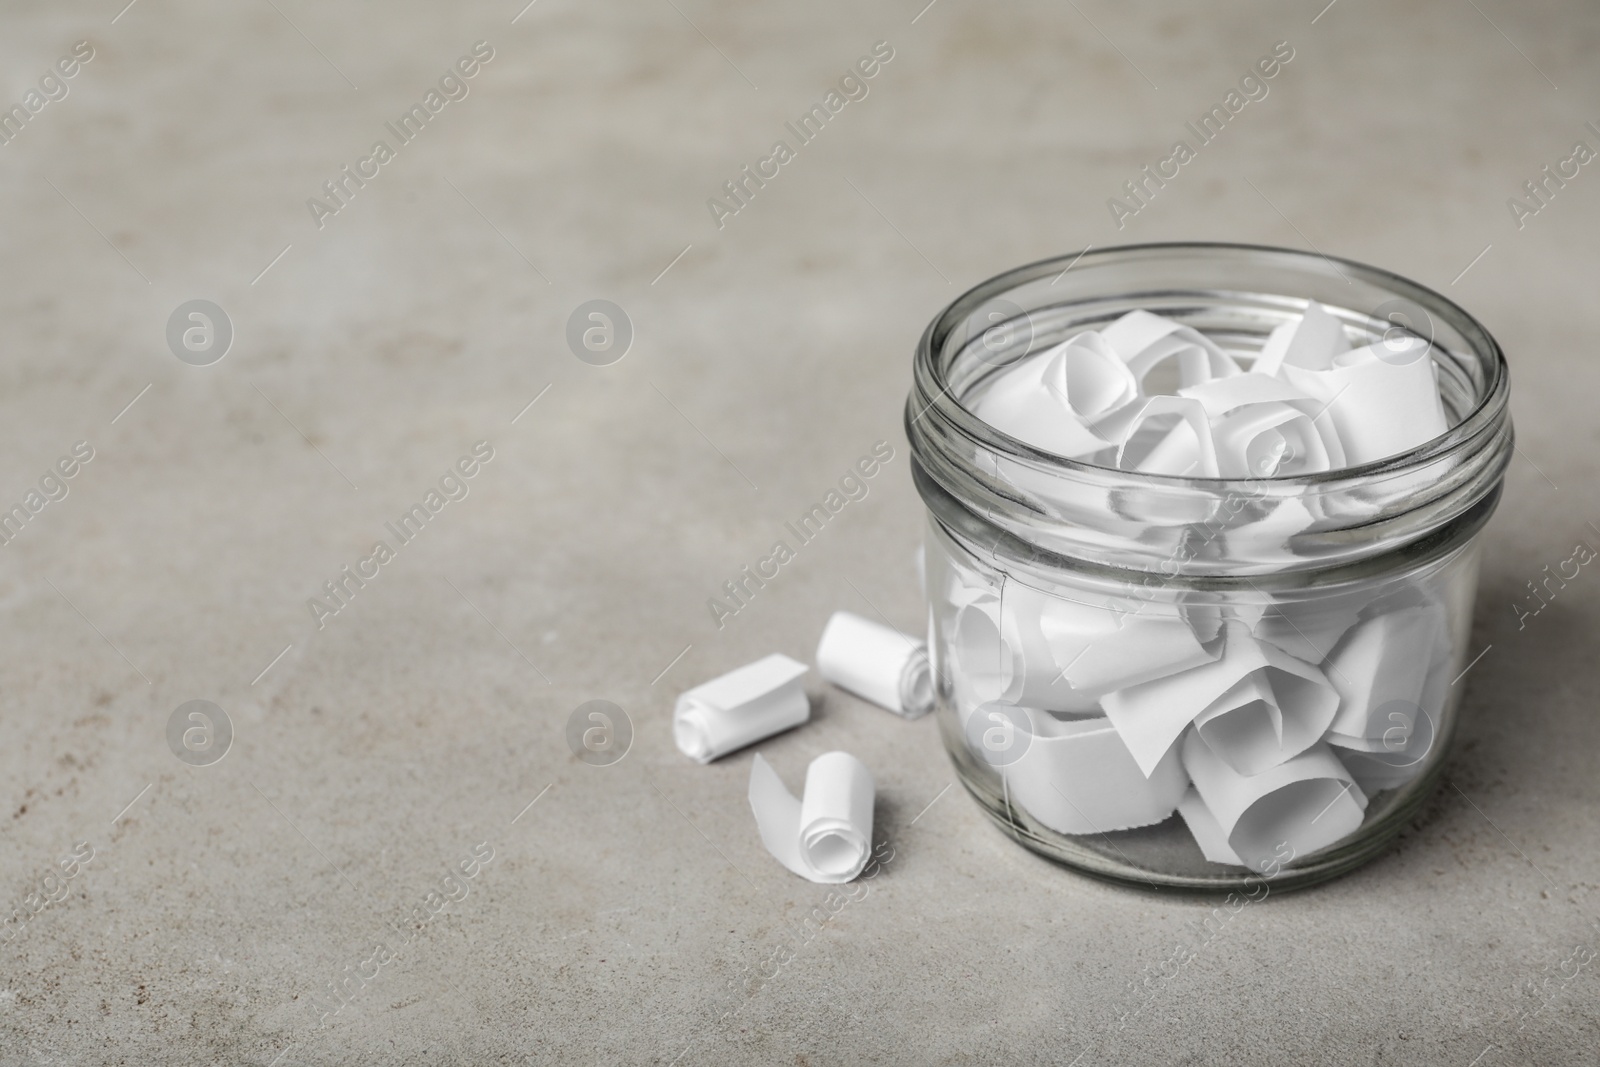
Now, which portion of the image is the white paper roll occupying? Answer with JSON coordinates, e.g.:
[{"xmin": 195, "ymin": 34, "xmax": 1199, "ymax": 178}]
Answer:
[
  {"xmin": 748, "ymin": 751, "xmax": 875, "ymax": 884},
  {"xmin": 1114, "ymin": 395, "xmax": 1220, "ymax": 478},
  {"xmin": 1181, "ymin": 733, "xmax": 1367, "ymax": 872},
  {"xmin": 816, "ymin": 610, "xmax": 934, "ymax": 719},
  {"xmin": 968, "ymin": 331, "xmax": 1130, "ymax": 460},
  {"xmin": 674, "ymin": 654, "xmax": 810, "ymax": 764},
  {"xmin": 1101, "ymin": 622, "xmax": 1337, "ymax": 777},
  {"xmin": 1101, "ymin": 309, "xmax": 1242, "ymax": 390},
  {"xmin": 1176, "ymin": 786, "xmax": 1246, "ymax": 867},
  {"xmin": 1006, "ymin": 713, "xmax": 1188, "ymax": 835},
  {"xmin": 998, "ymin": 579, "xmax": 1217, "ymax": 713},
  {"xmin": 1281, "ymin": 338, "xmax": 1448, "ymax": 464},
  {"xmin": 1251, "ymin": 301, "xmax": 1349, "ymax": 377},
  {"xmin": 1323, "ymin": 603, "xmax": 1443, "ymax": 749}
]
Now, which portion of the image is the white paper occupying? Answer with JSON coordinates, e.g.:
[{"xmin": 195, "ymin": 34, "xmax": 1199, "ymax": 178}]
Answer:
[
  {"xmin": 1113, "ymin": 396, "xmax": 1220, "ymax": 478},
  {"xmin": 1005, "ymin": 713, "xmax": 1188, "ymax": 835},
  {"xmin": 969, "ymin": 335, "xmax": 1120, "ymax": 459},
  {"xmin": 1179, "ymin": 373, "xmax": 1345, "ymax": 477},
  {"xmin": 1247, "ymin": 599, "xmax": 1364, "ymax": 666},
  {"xmin": 675, "ymin": 654, "xmax": 810, "ymax": 764},
  {"xmin": 1101, "ymin": 622, "xmax": 1336, "ymax": 777},
  {"xmin": 951, "ymin": 598, "xmax": 1005, "ymax": 721},
  {"xmin": 748, "ymin": 752, "xmax": 875, "ymax": 884},
  {"xmin": 1182, "ymin": 733, "xmax": 1368, "ymax": 871},
  {"xmin": 1101, "ymin": 309, "xmax": 1242, "ymax": 390},
  {"xmin": 1177, "ymin": 786, "xmax": 1245, "ymax": 866},
  {"xmin": 999, "ymin": 579, "xmax": 1218, "ymax": 712},
  {"xmin": 1281, "ymin": 338, "xmax": 1448, "ymax": 464},
  {"xmin": 816, "ymin": 610, "xmax": 933, "ymax": 719},
  {"xmin": 1252, "ymin": 301, "xmax": 1348, "ymax": 377},
  {"xmin": 1323, "ymin": 604, "xmax": 1441, "ymax": 749}
]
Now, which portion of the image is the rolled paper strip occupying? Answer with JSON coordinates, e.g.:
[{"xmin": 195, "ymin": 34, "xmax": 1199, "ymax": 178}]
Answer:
[
  {"xmin": 1177, "ymin": 786, "xmax": 1246, "ymax": 866},
  {"xmin": 1043, "ymin": 330, "xmax": 1141, "ymax": 421},
  {"xmin": 1005, "ymin": 712, "xmax": 1188, "ymax": 835},
  {"xmin": 1181, "ymin": 733, "xmax": 1368, "ymax": 872},
  {"xmin": 1281, "ymin": 337, "xmax": 1449, "ymax": 464},
  {"xmin": 998, "ymin": 581, "xmax": 1105, "ymax": 715},
  {"xmin": 748, "ymin": 751, "xmax": 875, "ymax": 884},
  {"xmin": 1247, "ymin": 599, "xmax": 1363, "ymax": 665},
  {"xmin": 969, "ymin": 341, "xmax": 1116, "ymax": 459},
  {"xmin": 1323, "ymin": 603, "xmax": 1441, "ymax": 748},
  {"xmin": 674, "ymin": 654, "xmax": 809, "ymax": 764},
  {"xmin": 1102, "ymin": 622, "xmax": 1335, "ymax": 778},
  {"xmin": 1114, "ymin": 395, "xmax": 1220, "ymax": 477},
  {"xmin": 1100, "ymin": 309, "xmax": 1242, "ymax": 390},
  {"xmin": 1179, "ymin": 372, "xmax": 1346, "ymax": 477},
  {"xmin": 951, "ymin": 598, "xmax": 1005, "ymax": 723},
  {"xmin": 815, "ymin": 610, "xmax": 934, "ymax": 719},
  {"xmin": 1252, "ymin": 301, "xmax": 1349, "ymax": 377},
  {"xmin": 998, "ymin": 579, "xmax": 1217, "ymax": 710}
]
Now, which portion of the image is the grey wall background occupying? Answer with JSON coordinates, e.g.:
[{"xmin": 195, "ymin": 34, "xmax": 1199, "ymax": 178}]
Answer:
[{"xmin": 0, "ymin": 1, "xmax": 1597, "ymax": 1064}]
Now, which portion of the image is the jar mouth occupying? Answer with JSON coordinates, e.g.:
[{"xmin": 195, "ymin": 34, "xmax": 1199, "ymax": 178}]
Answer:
[{"xmin": 906, "ymin": 242, "xmax": 1513, "ymax": 575}]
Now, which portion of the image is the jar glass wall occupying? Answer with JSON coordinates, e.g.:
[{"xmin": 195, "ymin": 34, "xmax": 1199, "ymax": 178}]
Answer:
[{"xmin": 906, "ymin": 243, "xmax": 1512, "ymax": 892}]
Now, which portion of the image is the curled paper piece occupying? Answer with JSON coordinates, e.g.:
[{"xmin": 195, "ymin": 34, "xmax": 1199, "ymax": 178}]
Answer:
[
  {"xmin": 1177, "ymin": 786, "xmax": 1245, "ymax": 866},
  {"xmin": 816, "ymin": 610, "xmax": 935, "ymax": 719},
  {"xmin": 1100, "ymin": 309, "xmax": 1242, "ymax": 391},
  {"xmin": 1252, "ymin": 301, "xmax": 1349, "ymax": 377},
  {"xmin": 748, "ymin": 751, "xmax": 875, "ymax": 884},
  {"xmin": 1328, "ymin": 601, "xmax": 1453, "ymax": 793},
  {"xmin": 1247, "ymin": 599, "xmax": 1364, "ymax": 666},
  {"xmin": 1006, "ymin": 713, "xmax": 1188, "ymax": 835},
  {"xmin": 1102, "ymin": 622, "xmax": 1337, "ymax": 777},
  {"xmin": 968, "ymin": 332, "xmax": 1129, "ymax": 459},
  {"xmin": 674, "ymin": 654, "xmax": 809, "ymax": 764},
  {"xmin": 998, "ymin": 579, "xmax": 1216, "ymax": 712},
  {"xmin": 1323, "ymin": 603, "xmax": 1443, "ymax": 750},
  {"xmin": 1114, "ymin": 395, "xmax": 1220, "ymax": 477},
  {"xmin": 1179, "ymin": 373, "xmax": 1346, "ymax": 477},
  {"xmin": 952, "ymin": 597, "xmax": 1005, "ymax": 717},
  {"xmin": 1182, "ymin": 733, "xmax": 1368, "ymax": 872},
  {"xmin": 1281, "ymin": 338, "xmax": 1448, "ymax": 464}
]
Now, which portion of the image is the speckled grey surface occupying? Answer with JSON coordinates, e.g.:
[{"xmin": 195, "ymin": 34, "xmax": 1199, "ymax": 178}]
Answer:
[{"xmin": 1, "ymin": 1, "xmax": 1597, "ymax": 1063}]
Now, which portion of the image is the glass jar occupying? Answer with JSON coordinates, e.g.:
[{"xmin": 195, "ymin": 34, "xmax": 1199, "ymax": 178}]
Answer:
[{"xmin": 906, "ymin": 242, "xmax": 1512, "ymax": 891}]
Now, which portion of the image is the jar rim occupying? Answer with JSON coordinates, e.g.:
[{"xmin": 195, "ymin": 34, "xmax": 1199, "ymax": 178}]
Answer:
[
  {"xmin": 906, "ymin": 241, "xmax": 1514, "ymax": 575},
  {"xmin": 909, "ymin": 240, "xmax": 1509, "ymax": 489}
]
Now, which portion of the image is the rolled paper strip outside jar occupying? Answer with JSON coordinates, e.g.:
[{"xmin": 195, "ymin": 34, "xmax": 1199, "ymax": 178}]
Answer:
[
  {"xmin": 1100, "ymin": 309, "xmax": 1243, "ymax": 390},
  {"xmin": 1101, "ymin": 622, "xmax": 1335, "ymax": 778},
  {"xmin": 674, "ymin": 653, "xmax": 810, "ymax": 764},
  {"xmin": 1004, "ymin": 712, "xmax": 1188, "ymax": 836},
  {"xmin": 1281, "ymin": 338, "xmax": 1449, "ymax": 465},
  {"xmin": 1181, "ymin": 733, "xmax": 1368, "ymax": 872},
  {"xmin": 815, "ymin": 610, "xmax": 934, "ymax": 719},
  {"xmin": 748, "ymin": 751, "xmax": 875, "ymax": 884}
]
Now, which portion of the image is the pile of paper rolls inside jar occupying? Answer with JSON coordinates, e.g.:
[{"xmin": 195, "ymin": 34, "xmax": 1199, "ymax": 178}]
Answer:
[{"xmin": 939, "ymin": 304, "xmax": 1457, "ymax": 872}]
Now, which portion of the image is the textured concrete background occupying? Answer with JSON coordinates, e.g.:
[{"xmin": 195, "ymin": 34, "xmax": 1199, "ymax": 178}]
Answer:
[{"xmin": 0, "ymin": 0, "xmax": 1597, "ymax": 1064}]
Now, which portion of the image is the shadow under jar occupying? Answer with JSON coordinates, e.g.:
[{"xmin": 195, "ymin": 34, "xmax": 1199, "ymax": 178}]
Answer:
[{"xmin": 906, "ymin": 242, "xmax": 1512, "ymax": 892}]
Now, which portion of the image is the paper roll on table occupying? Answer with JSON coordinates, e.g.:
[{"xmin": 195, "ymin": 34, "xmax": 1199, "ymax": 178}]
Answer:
[
  {"xmin": 815, "ymin": 610, "xmax": 934, "ymax": 719},
  {"xmin": 674, "ymin": 654, "xmax": 809, "ymax": 763},
  {"xmin": 749, "ymin": 752, "xmax": 875, "ymax": 884}
]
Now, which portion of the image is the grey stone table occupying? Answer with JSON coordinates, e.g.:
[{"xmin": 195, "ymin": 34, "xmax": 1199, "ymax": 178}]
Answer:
[{"xmin": 1, "ymin": 1, "xmax": 1596, "ymax": 1063}]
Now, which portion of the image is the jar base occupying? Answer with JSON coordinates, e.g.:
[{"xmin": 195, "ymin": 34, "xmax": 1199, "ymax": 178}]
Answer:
[{"xmin": 943, "ymin": 713, "xmax": 1450, "ymax": 895}]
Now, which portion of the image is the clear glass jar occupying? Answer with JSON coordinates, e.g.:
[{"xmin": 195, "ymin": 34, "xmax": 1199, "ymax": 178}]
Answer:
[{"xmin": 906, "ymin": 242, "xmax": 1512, "ymax": 891}]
